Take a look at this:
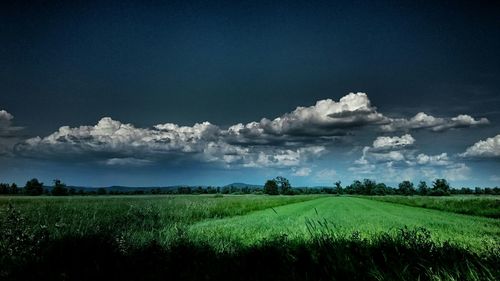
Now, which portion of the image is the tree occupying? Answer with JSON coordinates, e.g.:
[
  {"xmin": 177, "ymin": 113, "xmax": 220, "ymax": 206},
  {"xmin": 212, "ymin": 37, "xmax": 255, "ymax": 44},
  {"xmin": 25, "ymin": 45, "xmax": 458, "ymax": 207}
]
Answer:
[
  {"xmin": 333, "ymin": 181, "xmax": 343, "ymax": 194},
  {"xmin": 24, "ymin": 178, "xmax": 44, "ymax": 196},
  {"xmin": 431, "ymin": 179, "xmax": 450, "ymax": 196},
  {"xmin": 10, "ymin": 183, "xmax": 18, "ymax": 194},
  {"xmin": 275, "ymin": 176, "xmax": 292, "ymax": 195},
  {"xmin": 263, "ymin": 180, "xmax": 279, "ymax": 195},
  {"xmin": 417, "ymin": 181, "xmax": 429, "ymax": 196},
  {"xmin": 51, "ymin": 179, "xmax": 68, "ymax": 196},
  {"xmin": 97, "ymin": 188, "xmax": 108, "ymax": 195},
  {"xmin": 398, "ymin": 181, "xmax": 415, "ymax": 195}
]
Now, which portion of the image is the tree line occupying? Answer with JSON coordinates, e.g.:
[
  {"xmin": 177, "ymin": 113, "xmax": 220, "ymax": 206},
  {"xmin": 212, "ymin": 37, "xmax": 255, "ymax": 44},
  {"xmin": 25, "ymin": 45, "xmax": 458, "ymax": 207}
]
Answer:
[{"xmin": 0, "ymin": 177, "xmax": 499, "ymax": 196}]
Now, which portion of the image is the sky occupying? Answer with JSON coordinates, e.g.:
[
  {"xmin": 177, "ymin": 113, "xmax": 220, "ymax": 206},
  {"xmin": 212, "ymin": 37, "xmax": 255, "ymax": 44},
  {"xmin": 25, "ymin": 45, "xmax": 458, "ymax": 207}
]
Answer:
[{"xmin": 1, "ymin": 0, "xmax": 499, "ymax": 187}]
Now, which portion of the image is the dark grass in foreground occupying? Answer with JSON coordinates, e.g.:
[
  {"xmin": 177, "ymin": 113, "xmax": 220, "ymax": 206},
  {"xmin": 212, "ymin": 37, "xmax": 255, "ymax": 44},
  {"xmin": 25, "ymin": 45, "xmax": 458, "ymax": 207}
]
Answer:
[
  {"xmin": 1, "ymin": 207, "xmax": 498, "ymax": 281},
  {"xmin": 2, "ymin": 227, "xmax": 498, "ymax": 281},
  {"xmin": 366, "ymin": 195, "xmax": 500, "ymax": 218}
]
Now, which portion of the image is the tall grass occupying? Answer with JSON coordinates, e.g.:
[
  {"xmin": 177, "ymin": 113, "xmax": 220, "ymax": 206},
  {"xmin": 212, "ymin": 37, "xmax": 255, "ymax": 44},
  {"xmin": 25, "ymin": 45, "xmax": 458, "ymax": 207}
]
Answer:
[
  {"xmin": 0, "ymin": 195, "xmax": 498, "ymax": 280},
  {"xmin": 366, "ymin": 195, "xmax": 500, "ymax": 218}
]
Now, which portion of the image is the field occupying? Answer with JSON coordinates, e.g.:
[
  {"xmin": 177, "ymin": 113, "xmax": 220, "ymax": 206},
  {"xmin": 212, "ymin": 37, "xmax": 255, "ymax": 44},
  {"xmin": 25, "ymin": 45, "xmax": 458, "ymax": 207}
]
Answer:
[
  {"xmin": 365, "ymin": 195, "xmax": 500, "ymax": 218},
  {"xmin": 1, "ymin": 195, "xmax": 499, "ymax": 280}
]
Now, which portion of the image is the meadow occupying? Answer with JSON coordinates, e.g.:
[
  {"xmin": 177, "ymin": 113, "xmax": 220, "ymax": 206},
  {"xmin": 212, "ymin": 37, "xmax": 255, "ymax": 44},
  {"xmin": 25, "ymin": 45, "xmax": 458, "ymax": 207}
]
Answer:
[
  {"xmin": 365, "ymin": 195, "xmax": 500, "ymax": 218},
  {"xmin": 1, "ymin": 194, "xmax": 499, "ymax": 280}
]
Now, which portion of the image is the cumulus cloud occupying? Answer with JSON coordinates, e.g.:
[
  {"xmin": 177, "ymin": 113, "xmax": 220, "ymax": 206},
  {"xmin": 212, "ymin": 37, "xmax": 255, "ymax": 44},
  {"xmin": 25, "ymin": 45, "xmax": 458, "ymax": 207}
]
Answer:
[
  {"xmin": 381, "ymin": 112, "xmax": 489, "ymax": 132},
  {"xmin": 354, "ymin": 134, "xmax": 416, "ymax": 166},
  {"xmin": 0, "ymin": 109, "xmax": 23, "ymax": 156},
  {"xmin": 12, "ymin": 92, "xmax": 490, "ymax": 169},
  {"xmin": 350, "ymin": 134, "xmax": 470, "ymax": 182},
  {"xmin": 15, "ymin": 116, "xmax": 326, "ymax": 168},
  {"xmin": 372, "ymin": 134, "xmax": 415, "ymax": 150},
  {"xmin": 416, "ymin": 153, "xmax": 451, "ymax": 166},
  {"xmin": 460, "ymin": 134, "xmax": 500, "ymax": 158},
  {"xmin": 226, "ymin": 92, "xmax": 390, "ymax": 144}
]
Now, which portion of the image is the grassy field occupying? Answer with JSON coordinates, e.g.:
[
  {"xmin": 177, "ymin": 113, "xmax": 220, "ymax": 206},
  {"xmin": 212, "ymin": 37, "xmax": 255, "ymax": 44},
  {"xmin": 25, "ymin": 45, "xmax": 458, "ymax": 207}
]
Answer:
[
  {"xmin": 187, "ymin": 196, "xmax": 499, "ymax": 251},
  {"xmin": 365, "ymin": 195, "xmax": 500, "ymax": 218},
  {"xmin": 1, "ymin": 195, "xmax": 499, "ymax": 280}
]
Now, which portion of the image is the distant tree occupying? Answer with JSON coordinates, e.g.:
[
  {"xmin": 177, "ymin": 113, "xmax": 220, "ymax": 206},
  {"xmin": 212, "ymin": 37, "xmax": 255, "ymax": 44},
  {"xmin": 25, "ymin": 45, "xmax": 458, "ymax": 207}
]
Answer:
[
  {"xmin": 0, "ymin": 183, "xmax": 9, "ymax": 194},
  {"xmin": 431, "ymin": 179, "xmax": 451, "ymax": 196},
  {"xmin": 333, "ymin": 181, "xmax": 343, "ymax": 194},
  {"xmin": 263, "ymin": 180, "xmax": 279, "ymax": 195},
  {"xmin": 398, "ymin": 181, "xmax": 416, "ymax": 195},
  {"xmin": 417, "ymin": 181, "xmax": 429, "ymax": 196},
  {"xmin": 10, "ymin": 183, "xmax": 18, "ymax": 194},
  {"xmin": 68, "ymin": 187, "xmax": 76, "ymax": 195},
  {"xmin": 363, "ymin": 179, "xmax": 377, "ymax": 195},
  {"xmin": 97, "ymin": 188, "xmax": 107, "ymax": 195},
  {"xmin": 372, "ymin": 183, "xmax": 390, "ymax": 195},
  {"xmin": 51, "ymin": 179, "xmax": 68, "ymax": 196},
  {"xmin": 275, "ymin": 176, "xmax": 292, "ymax": 195},
  {"xmin": 24, "ymin": 178, "xmax": 44, "ymax": 196}
]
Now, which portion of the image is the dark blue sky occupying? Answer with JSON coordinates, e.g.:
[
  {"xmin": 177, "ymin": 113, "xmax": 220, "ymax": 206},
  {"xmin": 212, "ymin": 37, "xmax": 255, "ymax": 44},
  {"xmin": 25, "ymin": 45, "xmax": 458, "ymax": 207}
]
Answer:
[{"xmin": 1, "ymin": 0, "xmax": 499, "ymax": 187}]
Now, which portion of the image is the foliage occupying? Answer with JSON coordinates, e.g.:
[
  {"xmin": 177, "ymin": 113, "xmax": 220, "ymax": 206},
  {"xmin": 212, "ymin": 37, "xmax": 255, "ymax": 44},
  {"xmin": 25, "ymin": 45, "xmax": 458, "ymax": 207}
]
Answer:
[
  {"xmin": 263, "ymin": 180, "xmax": 279, "ymax": 195},
  {"xmin": 23, "ymin": 178, "xmax": 44, "ymax": 196},
  {"xmin": 0, "ymin": 195, "xmax": 498, "ymax": 280},
  {"xmin": 368, "ymin": 195, "xmax": 500, "ymax": 218},
  {"xmin": 51, "ymin": 179, "xmax": 68, "ymax": 196},
  {"xmin": 398, "ymin": 180, "xmax": 416, "ymax": 195}
]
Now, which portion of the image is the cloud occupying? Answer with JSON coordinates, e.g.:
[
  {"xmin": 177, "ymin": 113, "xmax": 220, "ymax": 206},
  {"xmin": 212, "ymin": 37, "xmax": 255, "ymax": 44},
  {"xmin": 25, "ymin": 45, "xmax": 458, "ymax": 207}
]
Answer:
[
  {"xmin": 350, "ymin": 134, "xmax": 470, "ymax": 182},
  {"xmin": 381, "ymin": 112, "xmax": 489, "ymax": 132},
  {"xmin": 354, "ymin": 134, "xmax": 415, "ymax": 165},
  {"xmin": 416, "ymin": 153, "xmax": 451, "ymax": 166},
  {"xmin": 460, "ymin": 134, "xmax": 500, "ymax": 158},
  {"xmin": 314, "ymin": 168, "xmax": 338, "ymax": 183},
  {"xmin": 292, "ymin": 167, "xmax": 312, "ymax": 177},
  {"xmin": 442, "ymin": 163, "xmax": 471, "ymax": 181},
  {"xmin": 226, "ymin": 92, "xmax": 390, "ymax": 144},
  {"xmin": 0, "ymin": 109, "xmax": 23, "ymax": 156},
  {"xmin": 372, "ymin": 134, "xmax": 415, "ymax": 150},
  {"xmin": 103, "ymin": 157, "xmax": 154, "ymax": 167},
  {"xmin": 13, "ymin": 92, "xmax": 490, "ymax": 170},
  {"xmin": 15, "ymin": 116, "xmax": 326, "ymax": 168}
]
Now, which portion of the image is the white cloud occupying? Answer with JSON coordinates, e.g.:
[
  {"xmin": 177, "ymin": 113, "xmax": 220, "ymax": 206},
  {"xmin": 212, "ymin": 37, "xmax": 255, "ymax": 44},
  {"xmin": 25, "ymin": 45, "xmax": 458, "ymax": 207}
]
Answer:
[
  {"xmin": 16, "ymin": 116, "xmax": 326, "ymax": 168},
  {"xmin": 381, "ymin": 112, "xmax": 489, "ymax": 132},
  {"xmin": 0, "ymin": 109, "xmax": 23, "ymax": 156},
  {"xmin": 460, "ymin": 134, "xmax": 500, "ymax": 158},
  {"xmin": 350, "ymin": 134, "xmax": 470, "ymax": 183},
  {"xmin": 416, "ymin": 153, "xmax": 450, "ymax": 166},
  {"xmin": 443, "ymin": 163, "xmax": 471, "ymax": 181},
  {"xmin": 372, "ymin": 134, "xmax": 415, "ymax": 150},
  {"xmin": 227, "ymin": 92, "xmax": 390, "ymax": 143},
  {"xmin": 292, "ymin": 167, "xmax": 312, "ymax": 177},
  {"xmin": 12, "ymin": 92, "xmax": 491, "ymax": 170}
]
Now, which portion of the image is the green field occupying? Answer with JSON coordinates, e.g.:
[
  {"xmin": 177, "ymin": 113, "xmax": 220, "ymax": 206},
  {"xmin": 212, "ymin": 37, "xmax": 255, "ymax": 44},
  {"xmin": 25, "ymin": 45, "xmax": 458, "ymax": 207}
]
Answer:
[
  {"xmin": 188, "ymin": 196, "xmax": 499, "ymax": 251},
  {"xmin": 365, "ymin": 195, "xmax": 500, "ymax": 218},
  {"xmin": 1, "ymin": 195, "xmax": 499, "ymax": 280}
]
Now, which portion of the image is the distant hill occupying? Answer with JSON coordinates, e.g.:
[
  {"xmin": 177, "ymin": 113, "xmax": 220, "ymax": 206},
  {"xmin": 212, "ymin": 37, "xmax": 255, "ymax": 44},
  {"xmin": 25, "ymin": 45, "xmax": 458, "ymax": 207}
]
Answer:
[{"xmin": 224, "ymin": 182, "xmax": 263, "ymax": 188}]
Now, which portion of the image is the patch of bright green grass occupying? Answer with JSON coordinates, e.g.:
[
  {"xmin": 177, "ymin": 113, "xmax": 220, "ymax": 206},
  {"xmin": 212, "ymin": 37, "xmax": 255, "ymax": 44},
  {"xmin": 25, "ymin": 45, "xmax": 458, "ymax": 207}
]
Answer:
[{"xmin": 188, "ymin": 196, "xmax": 500, "ymax": 252}]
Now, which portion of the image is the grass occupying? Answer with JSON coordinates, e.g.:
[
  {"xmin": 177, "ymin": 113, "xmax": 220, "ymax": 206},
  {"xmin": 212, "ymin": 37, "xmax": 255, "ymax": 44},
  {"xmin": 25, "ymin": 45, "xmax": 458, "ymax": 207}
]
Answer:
[
  {"xmin": 0, "ymin": 195, "xmax": 499, "ymax": 280},
  {"xmin": 364, "ymin": 195, "xmax": 500, "ymax": 218},
  {"xmin": 188, "ymin": 197, "xmax": 499, "ymax": 252}
]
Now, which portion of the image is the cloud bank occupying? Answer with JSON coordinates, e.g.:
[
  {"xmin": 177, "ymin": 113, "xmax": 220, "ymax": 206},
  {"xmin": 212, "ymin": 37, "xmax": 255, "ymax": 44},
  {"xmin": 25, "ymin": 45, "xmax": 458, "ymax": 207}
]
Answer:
[{"xmin": 10, "ymin": 92, "xmax": 490, "ymax": 171}]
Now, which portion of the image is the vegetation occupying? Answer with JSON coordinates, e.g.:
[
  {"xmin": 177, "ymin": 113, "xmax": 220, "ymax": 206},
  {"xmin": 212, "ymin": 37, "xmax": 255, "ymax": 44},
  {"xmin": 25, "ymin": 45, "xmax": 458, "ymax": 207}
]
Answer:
[
  {"xmin": 0, "ymin": 177, "xmax": 498, "ymax": 196},
  {"xmin": 0, "ymin": 195, "xmax": 498, "ymax": 280},
  {"xmin": 367, "ymin": 195, "xmax": 500, "ymax": 218}
]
